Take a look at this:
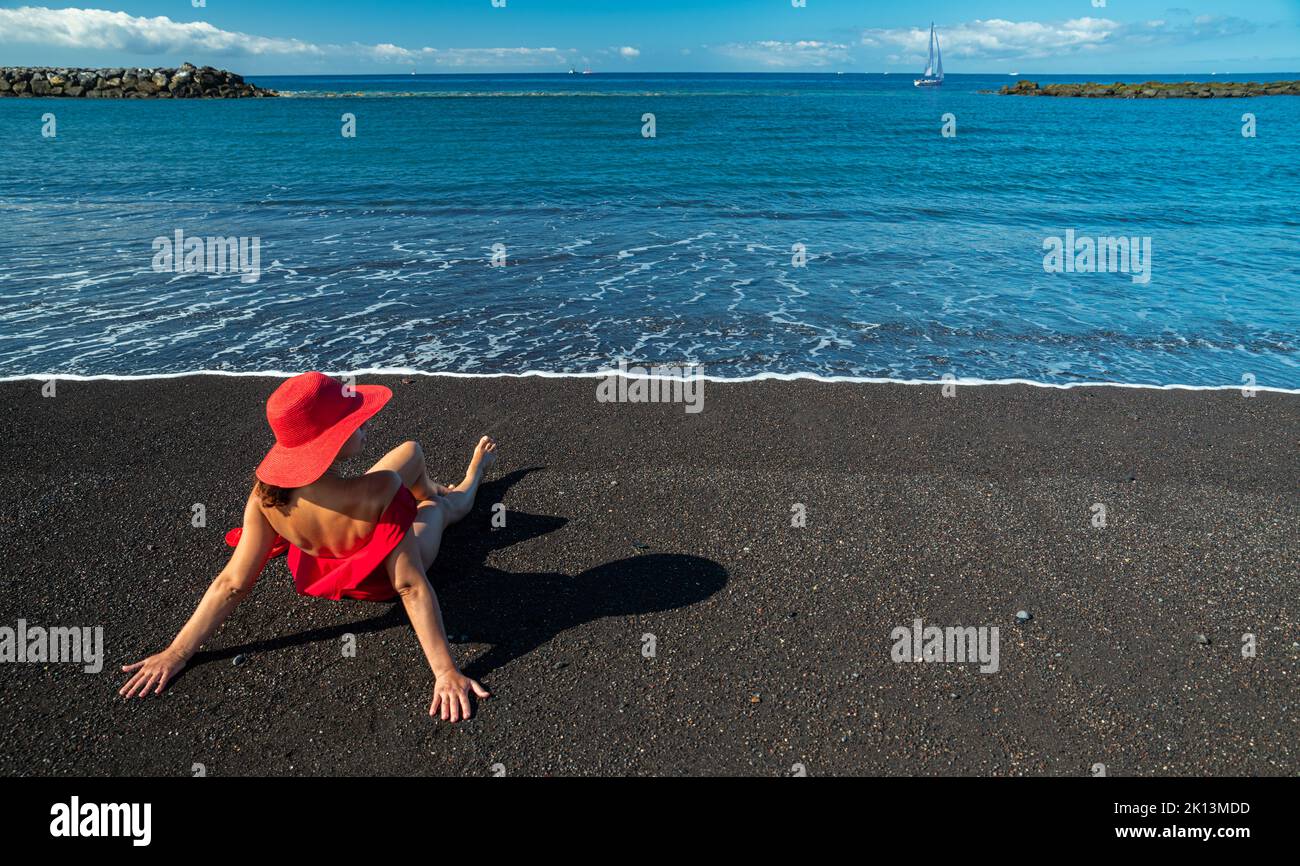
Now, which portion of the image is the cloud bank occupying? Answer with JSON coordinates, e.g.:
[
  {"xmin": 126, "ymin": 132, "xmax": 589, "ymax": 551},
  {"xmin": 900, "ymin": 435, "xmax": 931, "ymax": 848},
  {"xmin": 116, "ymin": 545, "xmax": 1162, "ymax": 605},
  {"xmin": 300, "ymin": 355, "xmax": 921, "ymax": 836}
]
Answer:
[
  {"xmin": 860, "ymin": 16, "xmax": 1257, "ymax": 61},
  {"xmin": 0, "ymin": 6, "xmax": 572, "ymax": 66}
]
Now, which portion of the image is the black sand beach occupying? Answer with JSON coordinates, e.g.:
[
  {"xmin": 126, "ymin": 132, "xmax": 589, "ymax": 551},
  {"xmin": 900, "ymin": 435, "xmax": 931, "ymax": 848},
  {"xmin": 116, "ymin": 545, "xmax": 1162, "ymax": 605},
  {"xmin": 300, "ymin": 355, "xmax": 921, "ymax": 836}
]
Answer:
[{"xmin": 0, "ymin": 375, "xmax": 1296, "ymax": 776}]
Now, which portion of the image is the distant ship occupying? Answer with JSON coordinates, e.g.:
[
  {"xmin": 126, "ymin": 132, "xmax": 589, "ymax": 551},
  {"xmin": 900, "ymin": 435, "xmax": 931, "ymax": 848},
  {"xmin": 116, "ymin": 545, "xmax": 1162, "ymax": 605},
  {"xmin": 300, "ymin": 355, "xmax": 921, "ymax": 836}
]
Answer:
[
  {"xmin": 913, "ymin": 22, "xmax": 943, "ymax": 87},
  {"xmin": 568, "ymin": 67, "xmax": 577, "ymax": 75},
  {"xmin": 582, "ymin": 67, "xmax": 593, "ymax": 75}
]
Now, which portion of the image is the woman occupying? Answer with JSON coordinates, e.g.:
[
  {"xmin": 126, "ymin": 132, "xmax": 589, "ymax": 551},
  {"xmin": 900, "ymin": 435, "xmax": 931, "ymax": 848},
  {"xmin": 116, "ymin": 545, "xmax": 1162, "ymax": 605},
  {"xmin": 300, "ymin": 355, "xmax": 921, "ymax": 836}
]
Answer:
[{"xmin": 119, "ymin": 371, "xmax": 496, "ymax": 722}]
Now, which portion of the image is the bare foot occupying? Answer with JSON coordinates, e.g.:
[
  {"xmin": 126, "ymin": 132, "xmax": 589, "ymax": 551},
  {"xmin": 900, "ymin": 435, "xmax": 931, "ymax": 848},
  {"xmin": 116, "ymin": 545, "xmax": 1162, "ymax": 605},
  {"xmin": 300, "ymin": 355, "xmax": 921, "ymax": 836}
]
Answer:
[{"xmin": 470, "ymin": 435, "xmax": 498, "ymax": 474}]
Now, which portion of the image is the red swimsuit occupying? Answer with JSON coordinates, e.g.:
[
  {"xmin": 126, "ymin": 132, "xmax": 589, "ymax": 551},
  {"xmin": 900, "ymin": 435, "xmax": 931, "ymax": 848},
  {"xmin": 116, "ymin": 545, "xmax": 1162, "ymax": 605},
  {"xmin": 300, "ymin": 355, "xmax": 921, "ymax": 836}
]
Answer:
[{"xmin": 225, "ymin": 487, "xmax": 418, "ymax": 602}]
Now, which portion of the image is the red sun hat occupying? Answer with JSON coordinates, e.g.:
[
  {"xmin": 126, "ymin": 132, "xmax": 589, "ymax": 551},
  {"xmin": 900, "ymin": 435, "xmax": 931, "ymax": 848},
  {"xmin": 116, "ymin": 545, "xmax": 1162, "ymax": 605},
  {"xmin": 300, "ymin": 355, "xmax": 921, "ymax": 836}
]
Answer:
[{"xmin": 255, "ymin": 372, "xmax": 392, "ymax": 487}]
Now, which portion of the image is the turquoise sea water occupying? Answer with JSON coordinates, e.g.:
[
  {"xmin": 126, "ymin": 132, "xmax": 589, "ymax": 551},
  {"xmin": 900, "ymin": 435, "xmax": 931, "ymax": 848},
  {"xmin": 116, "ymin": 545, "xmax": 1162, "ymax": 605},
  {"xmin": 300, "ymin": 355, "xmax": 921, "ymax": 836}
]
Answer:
[{"xmin": 0, "ymin": 73, "xmax": 1296, "ymax": 387}]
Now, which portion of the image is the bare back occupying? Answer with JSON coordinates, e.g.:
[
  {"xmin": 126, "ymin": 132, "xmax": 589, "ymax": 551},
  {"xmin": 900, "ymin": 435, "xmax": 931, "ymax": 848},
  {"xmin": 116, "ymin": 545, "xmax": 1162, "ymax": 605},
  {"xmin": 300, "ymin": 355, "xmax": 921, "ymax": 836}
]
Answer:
[{"xmin": 257, "ymin": 470, "xmax": 402, "ymax": 558}]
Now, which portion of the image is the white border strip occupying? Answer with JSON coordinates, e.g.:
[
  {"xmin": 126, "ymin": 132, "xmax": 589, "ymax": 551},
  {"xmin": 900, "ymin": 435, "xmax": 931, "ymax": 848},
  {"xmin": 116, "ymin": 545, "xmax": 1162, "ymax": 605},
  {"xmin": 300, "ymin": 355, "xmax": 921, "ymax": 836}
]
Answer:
[{"xmin": 1, "ymin": 368, "xmax": 1297, "ymax": 394}]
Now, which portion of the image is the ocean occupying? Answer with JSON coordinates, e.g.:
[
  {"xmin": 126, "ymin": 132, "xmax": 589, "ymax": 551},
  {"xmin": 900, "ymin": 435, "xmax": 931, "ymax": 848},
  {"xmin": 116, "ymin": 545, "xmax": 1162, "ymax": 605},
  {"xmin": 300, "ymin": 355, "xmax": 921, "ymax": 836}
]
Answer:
[{"xmin": 1, "ymin": 73, "xmax": 1296, "ymax": 388}]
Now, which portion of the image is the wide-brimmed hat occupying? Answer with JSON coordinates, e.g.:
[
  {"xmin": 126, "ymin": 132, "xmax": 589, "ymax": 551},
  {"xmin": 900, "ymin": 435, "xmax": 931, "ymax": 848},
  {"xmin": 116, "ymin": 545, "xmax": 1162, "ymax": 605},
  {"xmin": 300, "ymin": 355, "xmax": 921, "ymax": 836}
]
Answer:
[{"xmin": 255, "ymin": 372, "xmax": 391, "ymax": 487}]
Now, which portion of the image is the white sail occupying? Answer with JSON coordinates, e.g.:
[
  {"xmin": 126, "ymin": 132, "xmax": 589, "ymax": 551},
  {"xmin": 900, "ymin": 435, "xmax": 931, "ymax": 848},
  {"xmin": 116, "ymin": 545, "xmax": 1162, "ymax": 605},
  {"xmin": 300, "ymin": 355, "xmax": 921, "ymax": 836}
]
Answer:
[
  {"xmin": 934, "ymin": 26, "xmax": 943, "ymax": 80},
  {"xmin": 923, "ymin": 23, "xmax": 935, "ymax": 77}
]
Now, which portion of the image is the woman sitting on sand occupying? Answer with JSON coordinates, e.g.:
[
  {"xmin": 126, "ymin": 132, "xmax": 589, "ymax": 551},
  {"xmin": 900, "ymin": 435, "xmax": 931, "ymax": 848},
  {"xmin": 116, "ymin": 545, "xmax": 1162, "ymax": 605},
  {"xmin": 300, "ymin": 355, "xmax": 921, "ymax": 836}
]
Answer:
[{"xmin": 119, "ymin": 371, "xmax": 496, "ymax": 722}]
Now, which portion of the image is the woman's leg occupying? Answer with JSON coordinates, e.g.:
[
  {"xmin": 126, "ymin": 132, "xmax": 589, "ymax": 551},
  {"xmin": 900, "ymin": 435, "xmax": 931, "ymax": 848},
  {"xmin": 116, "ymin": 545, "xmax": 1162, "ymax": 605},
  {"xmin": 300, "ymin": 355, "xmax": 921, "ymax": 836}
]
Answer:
[
  {"xmin": 387, "ymin": 433, "xmax": 498, "ymax": 578},
  {"xmin": 367, "ymin": 440, "xmax": 445, "ymax": 501},
  {"xmin": 369, "ymin": 436, "xmax": 498, "ymax": 530},
  {"xmin": 436, "ymin": 436, "xmax": 498, "ymax": 526}
]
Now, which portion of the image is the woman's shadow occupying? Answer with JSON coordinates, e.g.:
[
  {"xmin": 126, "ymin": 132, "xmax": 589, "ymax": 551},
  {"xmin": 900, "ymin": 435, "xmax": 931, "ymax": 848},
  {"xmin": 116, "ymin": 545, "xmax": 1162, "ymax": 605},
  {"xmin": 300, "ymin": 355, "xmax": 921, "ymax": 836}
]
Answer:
[{"xmin": 188, "ymin": 467, "xmax": 728, "ymax": 681}]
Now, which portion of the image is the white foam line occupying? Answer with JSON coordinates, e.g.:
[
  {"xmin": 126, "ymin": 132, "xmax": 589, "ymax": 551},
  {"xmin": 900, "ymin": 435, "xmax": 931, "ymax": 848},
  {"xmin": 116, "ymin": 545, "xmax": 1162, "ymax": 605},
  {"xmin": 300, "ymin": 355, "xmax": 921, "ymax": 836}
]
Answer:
[{"xmin": 1, "ymin": 368, "xmax": 1297, "ymax": 394}]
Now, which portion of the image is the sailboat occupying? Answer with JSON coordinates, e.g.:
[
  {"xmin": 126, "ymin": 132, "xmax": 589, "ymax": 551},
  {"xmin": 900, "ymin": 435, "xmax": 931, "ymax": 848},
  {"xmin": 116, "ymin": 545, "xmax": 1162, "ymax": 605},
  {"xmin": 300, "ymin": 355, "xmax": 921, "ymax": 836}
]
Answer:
[{"xmin": 913, "ymin": 22, "xmax": 943, "ymax": 87}]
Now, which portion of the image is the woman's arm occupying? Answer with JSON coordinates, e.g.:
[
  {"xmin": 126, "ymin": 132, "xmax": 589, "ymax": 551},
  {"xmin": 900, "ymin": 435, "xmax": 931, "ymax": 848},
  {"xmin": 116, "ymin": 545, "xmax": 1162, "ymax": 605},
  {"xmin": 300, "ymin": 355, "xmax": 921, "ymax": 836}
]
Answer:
[
  {"xmin": 386, "ymin": 537, "xmax": 490, "ymax": 722},
  {"xmin": 119, "ymin": 492, "xmax": 276, "ymax": 698}
]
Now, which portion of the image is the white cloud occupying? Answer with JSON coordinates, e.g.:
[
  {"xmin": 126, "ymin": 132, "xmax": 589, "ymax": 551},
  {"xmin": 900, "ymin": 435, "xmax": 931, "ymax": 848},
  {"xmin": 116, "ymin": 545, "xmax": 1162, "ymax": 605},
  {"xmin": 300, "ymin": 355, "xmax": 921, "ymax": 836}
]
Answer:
[
  {"xmin": 860, "ymin": 16, "xmax": 1256, "ymax": 61},
  {"xmin": 862, "ymin": 18, "xmax": 1114, "ymax": 60},
  {"xmin": 0, "ymin": 6, "xmax": 323, "ymax": 56},
  {"xmin": 0, "ymin": 6, "xmax": 573, "ymax": 67},
  {"xmin": 713, "ymin": 40, "xmax": 850, "ymax": 68},
  {"xmin": 618, "ymin": 46, "xmax": 640, "ymax": 58}
]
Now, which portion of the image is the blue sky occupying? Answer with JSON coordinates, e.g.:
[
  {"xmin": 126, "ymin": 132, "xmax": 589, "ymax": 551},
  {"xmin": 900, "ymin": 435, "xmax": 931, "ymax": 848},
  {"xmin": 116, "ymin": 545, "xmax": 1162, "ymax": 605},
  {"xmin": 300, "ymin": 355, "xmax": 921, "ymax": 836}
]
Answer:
[{"xmin": 0, "ymin": 1, "xmax": 1296, "ymax": 73}]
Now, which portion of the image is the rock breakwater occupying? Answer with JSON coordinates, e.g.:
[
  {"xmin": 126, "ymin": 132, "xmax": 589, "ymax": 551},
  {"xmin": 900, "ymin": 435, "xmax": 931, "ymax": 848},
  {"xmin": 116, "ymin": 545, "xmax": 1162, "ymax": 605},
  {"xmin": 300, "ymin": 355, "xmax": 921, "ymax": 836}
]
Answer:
[
  {"xmin": 0, "ymin": 63, "xmax": 277, "ymax": 99},
  {"xmin": 995, "ymin": 79, "xmax": 1300, "ymax": 98}
]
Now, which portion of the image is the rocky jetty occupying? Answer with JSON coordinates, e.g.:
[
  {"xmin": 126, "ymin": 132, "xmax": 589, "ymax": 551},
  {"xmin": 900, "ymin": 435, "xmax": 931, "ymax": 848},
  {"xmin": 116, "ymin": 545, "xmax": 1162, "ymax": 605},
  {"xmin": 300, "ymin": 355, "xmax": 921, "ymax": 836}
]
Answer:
[
  {"xmin": 0, "ymin": 63, "xmax": 277, "ymax": 98},
  {"xmin": 996, "ymin": 79, "xmax": 1300, "ymax": 98}
]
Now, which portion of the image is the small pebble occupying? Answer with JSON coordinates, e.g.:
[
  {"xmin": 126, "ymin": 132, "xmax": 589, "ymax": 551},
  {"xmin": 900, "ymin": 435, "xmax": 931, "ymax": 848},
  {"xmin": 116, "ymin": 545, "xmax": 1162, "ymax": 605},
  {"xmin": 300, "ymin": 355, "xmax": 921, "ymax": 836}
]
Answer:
[
  {"xmin": 553, "ymin": 661, "xmax": 567, "ymax": 670},
  {"xmin": 1015, "ymin": 610, "xmax": 1032, "ymax": 624},
  {"xmin": 750, "ymin": 693, "xmax": 761, "ymax": 704},
  {"xmin": 233, "ymin": 654, "xmax": 247, "ymax": 666},
  {"xmin": 1196, "ymin": 634, "xmax": 1211, "ymax": 646}
]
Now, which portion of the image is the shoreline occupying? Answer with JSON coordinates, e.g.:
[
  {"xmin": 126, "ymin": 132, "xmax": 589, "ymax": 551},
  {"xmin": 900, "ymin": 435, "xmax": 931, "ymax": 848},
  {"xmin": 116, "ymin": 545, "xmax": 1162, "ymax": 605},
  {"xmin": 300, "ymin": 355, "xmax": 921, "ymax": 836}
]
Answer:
[
  {"xmin": 1, "ymin": 376, "xmax": 1295, "ymax": 775},
  {"xmin": 4, "ymin": 369, "xmax": 1299, "ymax": 395}
]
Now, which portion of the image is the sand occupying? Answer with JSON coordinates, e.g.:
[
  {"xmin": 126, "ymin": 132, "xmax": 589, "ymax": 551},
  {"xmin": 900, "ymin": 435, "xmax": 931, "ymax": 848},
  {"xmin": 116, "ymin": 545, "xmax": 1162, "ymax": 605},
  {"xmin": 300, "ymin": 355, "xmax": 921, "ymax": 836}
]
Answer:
[{"xmin": 0, "ymin": 374, "xmax": 1295, "ymax": 776}]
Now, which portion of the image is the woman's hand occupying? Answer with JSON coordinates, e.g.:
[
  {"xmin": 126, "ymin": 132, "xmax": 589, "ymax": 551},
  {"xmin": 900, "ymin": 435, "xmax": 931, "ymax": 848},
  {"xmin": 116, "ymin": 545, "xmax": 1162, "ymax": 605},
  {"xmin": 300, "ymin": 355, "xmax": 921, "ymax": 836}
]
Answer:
[
  {"xmin": 119, "ymin": 647, "xmax": 188, "ymax": 698},
  {"xmin": 430, "ymin": 669, "xmax": 491, "ymax": 722},
  {"xmin": 119, "ymin": 491, "xmax": 272, "ymax": 703}
]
